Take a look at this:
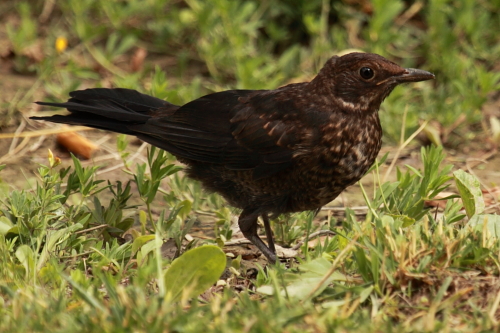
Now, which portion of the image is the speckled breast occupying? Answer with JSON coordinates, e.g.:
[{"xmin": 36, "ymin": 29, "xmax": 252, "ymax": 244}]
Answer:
[{"xmin": 285, "ymin": 112, "xmax": 382, "ymax": 212}]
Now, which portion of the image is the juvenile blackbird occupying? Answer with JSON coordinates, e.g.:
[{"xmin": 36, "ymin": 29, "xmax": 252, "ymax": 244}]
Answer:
[{"xmin": 32, "ymin": 52, "xmax": 434, "ymax": 263}]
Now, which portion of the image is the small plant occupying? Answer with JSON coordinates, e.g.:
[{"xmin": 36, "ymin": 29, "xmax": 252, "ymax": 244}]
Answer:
[{"xmin": 369, "ymin": 146, "xmax": 454, "ymax": 224}]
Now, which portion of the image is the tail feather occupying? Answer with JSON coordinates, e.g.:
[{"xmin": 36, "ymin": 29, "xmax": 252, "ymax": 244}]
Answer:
[
  {"xmin": 32, "ymin": 113, "xmax": 140, "ymax": 135},
  {"xmin": 32, "ymin": 88, "xmax": 179, "ymax": 135},
  {"xmin": 67, "ymin": 88, "xmax": 171, "ymax": 113}
]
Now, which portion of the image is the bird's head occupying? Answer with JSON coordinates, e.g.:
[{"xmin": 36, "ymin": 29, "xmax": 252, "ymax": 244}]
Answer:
[{"xmin": 313, "ymin": 52, "xmax": 435, "ymax": 113}]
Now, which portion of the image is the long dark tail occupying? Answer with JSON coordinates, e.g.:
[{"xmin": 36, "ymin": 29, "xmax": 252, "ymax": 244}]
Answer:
[{"xmin": 32, "ymin": 88, "xmax": 179, "ymax": 134}]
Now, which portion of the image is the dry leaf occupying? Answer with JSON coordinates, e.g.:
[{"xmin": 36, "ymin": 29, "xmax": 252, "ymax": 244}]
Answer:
[
  {"xmin": 56, "ymin": 130, "xmax": 98, "ymax": 159},
  {"xmin": 131, "ymin": 47, "xmax": 147, "ymax": 72},
  {"xmin": 483, "ymin": 187, "xmax": 500, "ymax": 207}
]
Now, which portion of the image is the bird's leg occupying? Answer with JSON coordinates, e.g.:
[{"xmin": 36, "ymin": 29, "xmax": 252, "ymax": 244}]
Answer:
[
  {"xmin": 238, "ymin": 209, "xmax": 277, "ymax": 264},
  {"xmin": 261, "ymin": 214, "xmax": 276, "ymax": 254}
]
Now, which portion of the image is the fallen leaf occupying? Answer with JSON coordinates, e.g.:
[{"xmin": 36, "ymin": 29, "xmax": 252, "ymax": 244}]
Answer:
[
  {"xmin": 56, "ymin": 129, "xmax": 98, "ymax": 159},
  {"xmin": 131, "ymin": 47, "xmax": 147, "ymax": 72}
]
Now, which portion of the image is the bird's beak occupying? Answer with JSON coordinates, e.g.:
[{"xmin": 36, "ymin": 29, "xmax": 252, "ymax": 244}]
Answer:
[{"xmin": 396, "ymin": 68, "xmax": 435, "ymax": 83}]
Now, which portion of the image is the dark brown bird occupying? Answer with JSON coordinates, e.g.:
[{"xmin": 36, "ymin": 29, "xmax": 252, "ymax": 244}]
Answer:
[{"xmin": 32, "ymin": 52, "xmax": 434, "ymax": 263}]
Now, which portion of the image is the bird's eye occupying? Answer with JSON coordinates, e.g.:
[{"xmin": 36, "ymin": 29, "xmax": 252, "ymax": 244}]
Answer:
[{"xmin": 359, "ymin": 67, "xmax": 374, "ymax": 80}]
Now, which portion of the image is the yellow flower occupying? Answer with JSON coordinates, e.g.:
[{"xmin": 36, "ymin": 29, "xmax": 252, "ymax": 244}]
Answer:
[{"xmin": 55, "ymin": 36, "xmax": 68, "ymax": 53}]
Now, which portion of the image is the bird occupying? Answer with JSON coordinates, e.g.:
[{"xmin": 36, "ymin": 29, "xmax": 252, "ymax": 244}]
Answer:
[{"xmin": 32, "ymin": 52, "xmax": 435, "ymax": 264}]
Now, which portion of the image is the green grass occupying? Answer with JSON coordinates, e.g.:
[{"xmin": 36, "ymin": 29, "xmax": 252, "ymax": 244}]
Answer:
[
  {"xmin": 0, "ymin": 145, "xmax": 498, "ymax": 332},
  {"xmin": 1, "ymin": 0, "xmax": 500, "ymax": 331}
]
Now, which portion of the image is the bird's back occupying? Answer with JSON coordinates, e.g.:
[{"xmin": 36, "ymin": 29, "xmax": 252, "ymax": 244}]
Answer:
[{"xmin": 180, "ymin": 82, "xmax": 383, "ymax": 216}]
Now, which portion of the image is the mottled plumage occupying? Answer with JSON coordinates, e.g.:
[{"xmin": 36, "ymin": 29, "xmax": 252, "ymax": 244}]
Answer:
[{"xmin": 32, "ymin": 52, "xmax": 434, "ymax": 263}]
